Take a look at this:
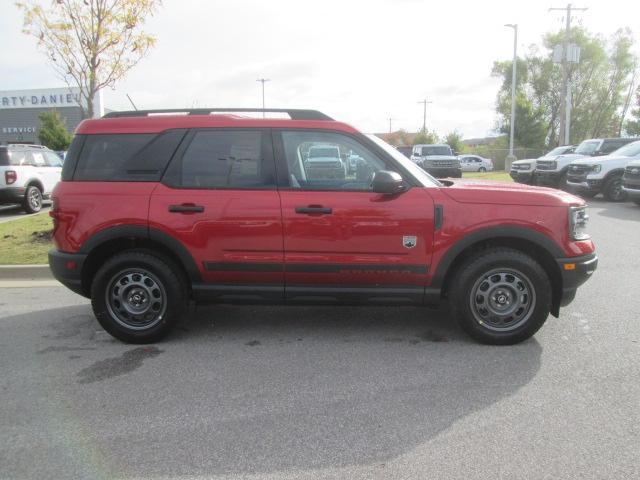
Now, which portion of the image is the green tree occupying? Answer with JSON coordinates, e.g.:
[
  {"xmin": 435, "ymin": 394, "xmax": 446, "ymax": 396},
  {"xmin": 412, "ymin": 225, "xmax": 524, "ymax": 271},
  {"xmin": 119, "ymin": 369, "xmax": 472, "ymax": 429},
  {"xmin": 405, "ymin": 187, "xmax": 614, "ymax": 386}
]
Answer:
[
  {"xmin": 17, "ymin": 0, "xmax": 160, "ymax": 118},
  {"xmin": 492, "ymin": 27, "xmax": 637, "ymax": 148},
  {"xmin": 38, "ymin": 111, "xmax": 71, "ymax": 150},
  {"xmin": 625, "ymin": 85, "xmax": 640, "ymax": 136},
  {"xmin": 413, "ymin": 130, "xmax": 438, "ymax": 145},
  {"xmin": 444, "ymin": 130, "xmax": 464, "ymax": 154}
]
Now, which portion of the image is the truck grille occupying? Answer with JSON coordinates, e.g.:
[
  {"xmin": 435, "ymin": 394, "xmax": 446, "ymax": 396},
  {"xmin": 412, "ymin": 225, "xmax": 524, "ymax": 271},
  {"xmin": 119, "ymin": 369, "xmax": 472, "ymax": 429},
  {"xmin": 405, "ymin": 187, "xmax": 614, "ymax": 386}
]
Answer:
[
  {"xmin": 511, "ymin": 163, "xmax": 531, "ymax": 171},
  {"xmin": 428, "ymin": 160, "xmax": 454, "ymax": 167},
  {"xmin": 536, "ymin": 160, "xmax": 556, "ymax": 171},
  {"xmin": 568, "ymin": 164, "xmax": 591, "ymax": 175},
  {"xmin": 624, "ymin": 165, "xmax": 640, "ymax": 179}
]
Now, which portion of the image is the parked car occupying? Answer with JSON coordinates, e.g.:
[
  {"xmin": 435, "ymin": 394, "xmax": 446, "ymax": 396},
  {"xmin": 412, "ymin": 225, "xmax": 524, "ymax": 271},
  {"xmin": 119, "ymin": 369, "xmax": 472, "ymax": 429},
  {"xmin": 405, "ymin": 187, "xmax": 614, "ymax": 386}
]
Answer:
[
  {"xmin": 304, "ymin": 144, "xmax": 346, "ymax": 179},
  {"xmin": 0, "ymin": 143, "xmax": 62, "ymax": 213},
  {"xmin": 410, "ymin": 144, "xmax": 462, "ymax": 178},
  {"xmin": 396, "ymin": 145, "xmax": 413, "ymax": 158},
  {"xmin": 566, "ymin": 140, "xmax": 640, "ymax": 201},
  {"xmin": 510, "ymin": 146, "xmax": 575, "ymax": 185},
  {"xmin": 536, "ymin": 138, "xmax": 637, "ymax": 188},
  {"xmin": 458, "ymin": 154, "xmax": 493, "ymax": 172},
  {"xmin": 622, "ymin": 159, "xmax": 640, "ymax": 206},
  {"xmin": 49, "ymin": 107, "xmax": 597, "ymax": 346}
]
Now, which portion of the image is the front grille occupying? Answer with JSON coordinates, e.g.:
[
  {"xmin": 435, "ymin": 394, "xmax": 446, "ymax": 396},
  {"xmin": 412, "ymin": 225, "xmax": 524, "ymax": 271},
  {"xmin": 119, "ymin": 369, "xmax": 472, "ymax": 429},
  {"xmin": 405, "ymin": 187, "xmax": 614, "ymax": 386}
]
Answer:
[
  {"xmin": 536, "ymin": 160, "xmax": 556, "ymax": 171},
  {"xmin": 568, "ymin": 164, "xmax": 592, "ymax": 175},
  {"xmin": 511, "ymin": 164, "xmax": 531, "ymax": 171},
  {"xmin": 428, "ymin": 160, "xmax": 454, "ymax": 167},
  {"xmin": 624, "ymin": 166, "xmax": 640, "ymax": 179}
]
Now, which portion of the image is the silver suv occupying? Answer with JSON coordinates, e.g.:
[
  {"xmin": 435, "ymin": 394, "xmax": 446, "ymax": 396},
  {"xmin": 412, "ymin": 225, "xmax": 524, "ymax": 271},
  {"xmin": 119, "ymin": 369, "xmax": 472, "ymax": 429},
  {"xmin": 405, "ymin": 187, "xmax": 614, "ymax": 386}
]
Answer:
[
  {"xmin": 410, "ymin": 144, "xmax": 461, "ymax": 178},
  {"xmin": 0, "ymin": 144, "xmax": 62, "ymax": 213}
]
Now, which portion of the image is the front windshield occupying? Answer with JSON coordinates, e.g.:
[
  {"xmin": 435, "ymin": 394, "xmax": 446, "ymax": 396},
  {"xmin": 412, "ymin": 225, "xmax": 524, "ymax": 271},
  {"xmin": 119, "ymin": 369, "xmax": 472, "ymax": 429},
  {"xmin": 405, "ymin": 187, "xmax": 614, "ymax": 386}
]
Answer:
[
  {"xmin": 575, "ymin": 140, "xmax": 600, "ymax": 155},
  {"xmin": 544, "ymin": 146, "xmax": 570, "ymax": 158},
  {"xmin": 422, "ymin": 146, "xmax": 451, "ymax": 156},
  {"xmin": 610, "ymin": 141, "xmax": 640, "ymax": 157},
  {"xmin": 366, "ymin": 134, "xmax": 440, "ymax": 187}
]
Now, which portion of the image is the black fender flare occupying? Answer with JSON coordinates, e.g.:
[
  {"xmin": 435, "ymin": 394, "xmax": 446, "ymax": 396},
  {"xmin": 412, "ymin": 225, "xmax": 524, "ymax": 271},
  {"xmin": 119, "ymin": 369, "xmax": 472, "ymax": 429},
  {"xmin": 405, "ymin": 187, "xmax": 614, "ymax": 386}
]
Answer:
[
  {"xmin": 430, "ymin": 225, "xmax": 565, "ymax": 288},
  {"xmin": 602, "ymin": 168, "xmax": 626, "ymax": 185},
  {"xmin": 79, "ymin": 224, "xmax": 201, "ymax": 282}
]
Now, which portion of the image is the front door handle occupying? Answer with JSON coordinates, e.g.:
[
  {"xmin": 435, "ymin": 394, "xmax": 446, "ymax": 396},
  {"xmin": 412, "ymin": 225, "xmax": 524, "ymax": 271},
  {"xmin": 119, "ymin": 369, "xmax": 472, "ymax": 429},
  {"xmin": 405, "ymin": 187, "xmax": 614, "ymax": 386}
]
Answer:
[
  {"xmin": 168, "ymin": 204, "xmax": 205, "ymax": 213},
  {"xmin": 295, "ymin": 206, "xmax": 332, "ymax": 215}
]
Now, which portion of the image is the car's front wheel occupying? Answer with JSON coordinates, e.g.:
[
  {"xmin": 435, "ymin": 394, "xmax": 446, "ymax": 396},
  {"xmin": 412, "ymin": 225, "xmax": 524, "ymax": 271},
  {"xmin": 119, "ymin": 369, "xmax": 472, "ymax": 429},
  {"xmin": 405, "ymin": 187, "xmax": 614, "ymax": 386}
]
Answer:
[
  {"xmin": 91, "ymin": 250, "xmax": 187, "ymax": 343},
  {"xmin": 479, "ymin": 167, "xmax": 486, "ymax": 173},
  {"xmin": 603, "ymin": 175, "xmax": 627, "ymax": 202},
  {"xmin": 23, "ymin": 185, "xmax": 42, "ymax": 213},
  {"xmin": 448, "ymin": 248, "xmax": 551, "ymax": 345}
]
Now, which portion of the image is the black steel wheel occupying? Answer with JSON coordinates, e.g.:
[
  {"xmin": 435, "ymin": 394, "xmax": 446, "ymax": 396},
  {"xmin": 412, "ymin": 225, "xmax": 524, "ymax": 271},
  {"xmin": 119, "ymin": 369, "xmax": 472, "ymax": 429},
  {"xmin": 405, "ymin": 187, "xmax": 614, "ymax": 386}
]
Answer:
[
  {"xmin": 91, "ymin": 250, "xmax": 187, "ymax": 343},
  {"xmin": 603, "ymin": 176, "xmax": 627, "ymax": 202},
  {"xmin": 448, "ymin": 248, "xmax": 551, "ymax": 345}
]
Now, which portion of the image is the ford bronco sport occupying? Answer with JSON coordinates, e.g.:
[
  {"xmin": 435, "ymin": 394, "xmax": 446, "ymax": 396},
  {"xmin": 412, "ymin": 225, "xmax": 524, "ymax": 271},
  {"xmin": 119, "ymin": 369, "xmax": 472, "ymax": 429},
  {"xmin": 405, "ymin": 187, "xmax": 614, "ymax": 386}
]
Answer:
[{"xmin": 49, "ymin": 108, "xmax": 597, "ymax": 345}]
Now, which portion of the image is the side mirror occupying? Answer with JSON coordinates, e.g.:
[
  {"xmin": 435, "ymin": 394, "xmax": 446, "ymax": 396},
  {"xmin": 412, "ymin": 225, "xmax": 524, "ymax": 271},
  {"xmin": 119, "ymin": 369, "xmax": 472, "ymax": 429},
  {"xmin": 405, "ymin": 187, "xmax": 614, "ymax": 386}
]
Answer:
[{"xmin": 372, "ymin": 170, "xmax": 405, "ymax": 194}]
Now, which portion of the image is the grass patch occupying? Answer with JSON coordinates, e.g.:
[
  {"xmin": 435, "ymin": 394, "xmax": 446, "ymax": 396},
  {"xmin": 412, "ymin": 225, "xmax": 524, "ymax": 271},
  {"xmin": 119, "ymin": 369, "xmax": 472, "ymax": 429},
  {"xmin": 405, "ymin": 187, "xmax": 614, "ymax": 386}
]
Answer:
[
  {"xmin": 462, "ymin": 171, "xmax": 513, "ymax": 182},
  {"xmin": 0, "ymin": 213, "xmax": 53, "ymax": 264}
]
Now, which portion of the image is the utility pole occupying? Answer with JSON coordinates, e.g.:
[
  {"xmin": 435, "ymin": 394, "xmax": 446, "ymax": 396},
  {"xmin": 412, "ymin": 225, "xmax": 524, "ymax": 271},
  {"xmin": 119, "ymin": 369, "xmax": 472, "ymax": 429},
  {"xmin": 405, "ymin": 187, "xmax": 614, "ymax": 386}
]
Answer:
[
  {"xmin": 417, "ymin": 99, "xmax": 433, "ymax": 133},
  {"xmin": 256, "ymin": 78, "xmax": 270, "ymax": 117},
  {"xmin": 388, "ymin": 117, "xmax": 393, "ymax": 133},
  {"xmin": 505, "ymin": 24, "xmax": 518, "ymax": 162},
  {"xmin": 549, "ymin": 3, "xmax": 587, "ymax": 145}
]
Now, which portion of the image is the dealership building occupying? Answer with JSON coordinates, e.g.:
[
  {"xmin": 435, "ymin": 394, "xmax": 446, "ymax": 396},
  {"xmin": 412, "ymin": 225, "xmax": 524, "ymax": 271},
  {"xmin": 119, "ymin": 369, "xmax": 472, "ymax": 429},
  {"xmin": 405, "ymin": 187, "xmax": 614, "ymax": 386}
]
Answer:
[{"xmin": 0, "ymin": 87, "xmax": 103, "ymax": 145}]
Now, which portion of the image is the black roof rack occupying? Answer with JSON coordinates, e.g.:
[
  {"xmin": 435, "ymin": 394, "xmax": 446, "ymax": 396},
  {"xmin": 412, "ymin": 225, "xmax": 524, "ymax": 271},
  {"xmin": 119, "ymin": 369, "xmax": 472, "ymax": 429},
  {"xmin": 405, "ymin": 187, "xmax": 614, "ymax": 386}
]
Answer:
[{"xmin": 103, "ymin": 108, "xmax": 334, "ymax": 121}]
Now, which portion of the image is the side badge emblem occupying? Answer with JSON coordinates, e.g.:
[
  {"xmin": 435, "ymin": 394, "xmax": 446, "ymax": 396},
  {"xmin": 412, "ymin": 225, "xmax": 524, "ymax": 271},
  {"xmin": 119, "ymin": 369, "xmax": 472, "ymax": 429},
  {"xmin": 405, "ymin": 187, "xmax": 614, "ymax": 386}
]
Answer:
[{"xmin": 403, "ymin": 235, "xmax": 417, "ymax": 249}]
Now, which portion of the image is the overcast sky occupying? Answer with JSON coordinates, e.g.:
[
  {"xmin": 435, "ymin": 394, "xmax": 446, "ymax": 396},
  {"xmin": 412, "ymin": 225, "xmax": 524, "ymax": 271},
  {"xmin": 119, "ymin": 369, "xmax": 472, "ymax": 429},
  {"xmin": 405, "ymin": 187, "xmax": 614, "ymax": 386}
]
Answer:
[{"xmin": 1, "ymin": 0, "xmax": 638, "ymax": 138}]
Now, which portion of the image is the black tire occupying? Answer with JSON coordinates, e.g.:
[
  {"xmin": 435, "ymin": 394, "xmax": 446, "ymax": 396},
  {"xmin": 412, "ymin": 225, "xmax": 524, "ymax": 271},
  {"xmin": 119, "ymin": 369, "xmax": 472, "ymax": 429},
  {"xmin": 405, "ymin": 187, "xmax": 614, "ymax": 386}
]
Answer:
[
  {"xmin": 603, "ymin": 175, "xmax": 627, "ymax": 202},
  {"xmin": 22, "ymin": 185, "xmax": 42, "ymax": 213},
  {"xmin": 91, "ymin": 250, "xmax": 187, "ymax": 343},
  {"xmin": 479, "ymin": 167, "xmax": 487, "ymax": 173},
  {"xmin": 448, "ymin": 248, "xmax": 551, "ymax": 345}
]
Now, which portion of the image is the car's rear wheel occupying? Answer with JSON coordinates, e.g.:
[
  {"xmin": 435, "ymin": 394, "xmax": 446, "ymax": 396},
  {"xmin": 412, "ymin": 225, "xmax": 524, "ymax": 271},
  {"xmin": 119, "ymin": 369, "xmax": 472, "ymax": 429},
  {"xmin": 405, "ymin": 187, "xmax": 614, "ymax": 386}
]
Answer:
[
  {"xmin": 603, "ymin": 175, "xmax": 627, "ymax": 202},
  {"xmin": 22, "ymin": 185, "xmax": 42, "ymax": 213},
  {"xmin": 448, "ymin": 248, "xmax": 551, "ymax": 345},
  {"xmin": 479, "ymin": 167, "xmax": 487, "ymax": 173},
  {"xmin": 91, "ymin": 250, "xmax": 187, "ymax": 343}
]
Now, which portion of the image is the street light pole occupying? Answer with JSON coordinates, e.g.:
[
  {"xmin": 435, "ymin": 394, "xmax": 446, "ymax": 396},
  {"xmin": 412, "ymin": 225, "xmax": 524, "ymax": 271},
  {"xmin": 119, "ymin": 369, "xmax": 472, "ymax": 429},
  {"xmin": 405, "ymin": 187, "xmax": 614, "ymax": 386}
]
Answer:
[
  {"xmin": 417, "ymin": 99, "xmax": 433, "ymax": 133},
  {"xmin": 256, "ymin": 78, "xmax": 270, "ymax": 117},
  {"xmin": 505, "ymin": 24, "xmax": 518, "ymax": 161}
]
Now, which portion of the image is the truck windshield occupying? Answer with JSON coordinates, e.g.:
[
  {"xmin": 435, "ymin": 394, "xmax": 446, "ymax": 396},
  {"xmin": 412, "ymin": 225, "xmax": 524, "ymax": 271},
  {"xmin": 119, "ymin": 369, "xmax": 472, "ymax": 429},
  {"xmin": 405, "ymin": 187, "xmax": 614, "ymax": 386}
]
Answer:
[
  {"xmin": 421, "ymin": 146, "xmax": 451, "ymax": 156},
  {"xmin": 575, "ymin": 140, "xmax": 600, "ymax": 155},
  {"xmin": 610, "ymin": 141, "xmax": 640, "ymax": 157},
  {"xmin": 544, "ymin": 146, "xmax": 570, "ymax": 157}
]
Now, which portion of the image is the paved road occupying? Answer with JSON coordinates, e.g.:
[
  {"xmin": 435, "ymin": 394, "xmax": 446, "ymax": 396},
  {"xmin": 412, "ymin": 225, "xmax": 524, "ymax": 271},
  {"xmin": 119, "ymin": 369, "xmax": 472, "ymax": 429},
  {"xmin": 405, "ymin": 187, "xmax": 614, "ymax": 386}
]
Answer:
[
  {"xmin": 0, "ymin": 204, "xmax": 50, "ymax": 224},
  {"xmin": 1, "ymin": 199, "xmax": 639, "ymax": 479}
]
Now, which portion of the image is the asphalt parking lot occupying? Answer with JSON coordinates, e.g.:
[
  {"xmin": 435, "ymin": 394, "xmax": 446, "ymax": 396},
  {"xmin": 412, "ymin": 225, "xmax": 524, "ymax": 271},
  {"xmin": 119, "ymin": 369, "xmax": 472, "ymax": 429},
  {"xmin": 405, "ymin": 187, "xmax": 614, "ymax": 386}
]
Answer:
[
  {"xmin": 0, "ymin": 204, "xmax": 50, "ymax": 224},
  {"xmin": 1, "ymin": 199, "xmax": 639, "ymax": 480}
]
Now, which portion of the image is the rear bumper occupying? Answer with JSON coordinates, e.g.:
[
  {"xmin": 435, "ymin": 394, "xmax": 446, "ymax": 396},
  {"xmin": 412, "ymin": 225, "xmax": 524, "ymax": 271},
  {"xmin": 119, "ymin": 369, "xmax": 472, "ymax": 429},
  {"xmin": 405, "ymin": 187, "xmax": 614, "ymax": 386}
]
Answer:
[
  {"xmin": 556, "ymin": 253, "xmax": 598, "ymax": 307},
  {"xmin": 0, "ymin": 186, "xmax": 26, "ymax": 204},
  {"xmin": 48, "ymin": 249, "xmax": 88, "ymax": 297}
]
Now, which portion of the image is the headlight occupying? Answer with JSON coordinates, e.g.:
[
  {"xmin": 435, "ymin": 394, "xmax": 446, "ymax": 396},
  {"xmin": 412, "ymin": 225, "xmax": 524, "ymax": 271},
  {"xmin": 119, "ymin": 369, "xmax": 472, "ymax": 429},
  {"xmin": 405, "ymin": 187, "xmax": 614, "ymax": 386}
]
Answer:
[
  {"xmin": 569, "ymin": 206, "xmax": 590, "ymax": 240},
  {"xmin": 591, "ymin": 164, "xmax": 601, "ymax": 173}
]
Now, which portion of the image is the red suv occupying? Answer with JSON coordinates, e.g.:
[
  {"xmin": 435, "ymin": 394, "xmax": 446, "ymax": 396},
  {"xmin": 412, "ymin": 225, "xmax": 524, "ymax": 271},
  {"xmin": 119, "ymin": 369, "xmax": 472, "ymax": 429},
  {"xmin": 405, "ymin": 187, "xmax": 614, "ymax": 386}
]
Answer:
[{"xmin": 49, "ymin": 108, "xmax": 597, "ymax": 345}]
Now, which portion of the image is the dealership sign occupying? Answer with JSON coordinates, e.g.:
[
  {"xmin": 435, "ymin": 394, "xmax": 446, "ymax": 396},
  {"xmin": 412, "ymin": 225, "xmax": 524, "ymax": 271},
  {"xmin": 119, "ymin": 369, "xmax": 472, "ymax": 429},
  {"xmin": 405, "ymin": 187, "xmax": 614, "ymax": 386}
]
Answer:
[
  {"xmin": 2, "ymin": 127, "xmax": 36, "ymax": 134},
  {"xmin": 0, "ymin": 87, "xmax": 83, "ymax": 110}
]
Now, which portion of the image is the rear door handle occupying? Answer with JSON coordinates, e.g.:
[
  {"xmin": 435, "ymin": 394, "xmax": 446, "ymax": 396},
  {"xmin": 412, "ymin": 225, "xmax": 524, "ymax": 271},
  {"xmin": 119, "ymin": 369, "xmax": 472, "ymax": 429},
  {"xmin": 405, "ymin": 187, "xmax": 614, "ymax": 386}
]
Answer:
[
  {"xmin": 168, "ymin": 204, "xmax": 205, "ymax": 213},
  {"xmin": 295, "ymin": 206, "xmax": 332, "ymax": 215}
]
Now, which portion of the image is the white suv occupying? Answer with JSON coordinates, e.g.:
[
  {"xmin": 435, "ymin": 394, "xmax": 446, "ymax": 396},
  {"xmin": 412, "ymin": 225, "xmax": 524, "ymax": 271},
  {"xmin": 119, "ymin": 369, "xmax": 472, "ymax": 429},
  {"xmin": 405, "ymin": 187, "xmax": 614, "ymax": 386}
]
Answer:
[
  {"xmin": 0, "ymin": 144, "xmax": 62, "ymax": 213},
  {"xmin": 566, "ymin": 140, "xmax": 640, "ymax": 201}
]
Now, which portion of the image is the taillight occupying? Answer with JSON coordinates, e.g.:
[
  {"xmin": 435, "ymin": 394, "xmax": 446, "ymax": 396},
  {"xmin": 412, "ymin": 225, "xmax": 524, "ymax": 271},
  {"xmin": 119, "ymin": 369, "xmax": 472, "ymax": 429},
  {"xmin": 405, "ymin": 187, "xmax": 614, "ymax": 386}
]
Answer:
[{"xmin": 5, "ymin": 170, "xmax": 17, "ymax": 185}]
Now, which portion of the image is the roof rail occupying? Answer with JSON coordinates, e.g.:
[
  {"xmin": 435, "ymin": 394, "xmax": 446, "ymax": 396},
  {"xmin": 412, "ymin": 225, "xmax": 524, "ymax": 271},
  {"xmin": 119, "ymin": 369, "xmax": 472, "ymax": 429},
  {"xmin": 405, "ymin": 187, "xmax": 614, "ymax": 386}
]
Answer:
[
  {"xmin": 7, "ymin": 143, "xmax": 47, "ymax": 149},
  {"xmin": 103, "ymin": 108, "xmax": 334, "ymax": 121}
]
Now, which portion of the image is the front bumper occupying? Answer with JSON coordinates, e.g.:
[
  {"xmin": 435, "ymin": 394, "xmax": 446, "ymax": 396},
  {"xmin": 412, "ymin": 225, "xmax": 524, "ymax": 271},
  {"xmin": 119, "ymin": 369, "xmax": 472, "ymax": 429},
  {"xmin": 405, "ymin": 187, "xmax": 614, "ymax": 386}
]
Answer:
[
  {"xmin": 423, "ymin": 166, "xmax": 462, "ymax": 178},
  {"xmin": 48, "ymin": 249, "xmax": 88, "ymax": 297},
  {"xmin": 535, "ymin": 170, "xmax": 564, "ymax": 186},
  {"xmin": 556, "ymin": 253, "xmax": 598, "ymax": 307},
  {"xmin": 509, "ymin": 170, "xmax": 534, "ymax": 184},
  {"xmin": 0, "ymin": 186, "xmax": 26, "ymax": 204},
  {"xmin": 566, "ymin": 177, "xmax": 602, "ymax": 194},
  {"xmin": 622, "ymin": 177, "xmax": 640, "ymax": 199}
]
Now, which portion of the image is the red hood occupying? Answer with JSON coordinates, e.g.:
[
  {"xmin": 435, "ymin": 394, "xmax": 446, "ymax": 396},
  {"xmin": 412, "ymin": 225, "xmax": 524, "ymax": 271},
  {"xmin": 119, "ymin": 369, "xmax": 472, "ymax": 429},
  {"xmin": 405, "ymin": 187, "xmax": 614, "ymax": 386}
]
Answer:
[{"xmin": 440, "ymin": 179, "xmax": 585, "ymax": 207}]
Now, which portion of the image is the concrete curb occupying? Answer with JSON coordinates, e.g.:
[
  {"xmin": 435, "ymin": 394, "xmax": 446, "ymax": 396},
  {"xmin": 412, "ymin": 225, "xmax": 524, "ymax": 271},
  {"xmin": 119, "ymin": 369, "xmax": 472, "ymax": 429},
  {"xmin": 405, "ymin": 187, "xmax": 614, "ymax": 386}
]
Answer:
[{"xmin": 0, "ymin": 264, "xmax": 53, "ymax": 281}]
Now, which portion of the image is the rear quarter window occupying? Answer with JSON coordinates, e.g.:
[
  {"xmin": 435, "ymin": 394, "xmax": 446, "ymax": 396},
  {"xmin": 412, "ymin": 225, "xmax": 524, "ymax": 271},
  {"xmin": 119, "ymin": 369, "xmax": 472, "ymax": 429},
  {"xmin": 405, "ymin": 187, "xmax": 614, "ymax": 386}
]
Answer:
[{"xmin": 71, "ymin": 130, "xmax": 186, "ymax": 182}]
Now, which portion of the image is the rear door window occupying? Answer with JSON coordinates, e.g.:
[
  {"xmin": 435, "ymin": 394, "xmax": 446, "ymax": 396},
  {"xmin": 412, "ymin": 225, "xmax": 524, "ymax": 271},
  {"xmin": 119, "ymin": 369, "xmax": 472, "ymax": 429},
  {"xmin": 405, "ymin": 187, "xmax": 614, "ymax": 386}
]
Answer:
[{"xmin": 164, "ymin": 130, "xmax": 276, "ymax": 189}]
